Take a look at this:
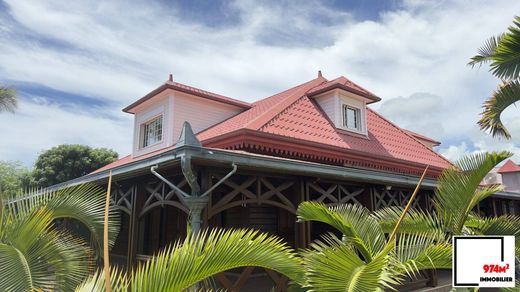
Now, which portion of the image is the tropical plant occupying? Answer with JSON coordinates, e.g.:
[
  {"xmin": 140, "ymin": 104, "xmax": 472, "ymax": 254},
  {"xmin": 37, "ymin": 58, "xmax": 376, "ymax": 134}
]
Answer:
[
  {"xmin": 0, "ymin": 86, "xmax": 16, "ymax": 113},
  {"xmin": 375, "ymin": 151, "xmax": 520, "ymax": 289},
  {"xmin": 469, "ymin": 16, "xmax": 520, "ymax": 139},
  {"xmin": 296, "ymin": 202, "xmax": 451, "ymax": 291},
  {"xmin": 0, "ymin": 184, "xmax": 120, "ymax": 291},
  {"xmin": 76, "ymin": 228, "xmax": 303, "ymax": 291},
  {"xmin": 375, "ymin": 151, "xmax": 515, "ymax": 238}
]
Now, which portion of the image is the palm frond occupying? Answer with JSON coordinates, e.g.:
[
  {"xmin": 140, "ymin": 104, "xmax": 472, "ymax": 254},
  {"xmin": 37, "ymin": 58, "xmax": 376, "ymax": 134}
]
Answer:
[
  {"xmin": 301, "ymin": 237, "xmax": 397, "ymax": 291},
  {"xmin": 5, "ymin": 184, "xmax": 120, "ymax": 253},
  {"xmin": 75, "ymin": 268, "xmax": 129, "ymax": 292},
  {"xmin": 0, "ymin": 86, "xmax": 16, "ymax": 113},
  {"xmin": 434, "ymin": 151, "xmax": 511, "ymax": 235},
  {"xmin": 467, "ymin": 214, "xmax": 520, "ymax": 257},
  {"xmin": 373, "ymin": 206, "xmax": 445, "ymax": 241},
  {"xmin": 130, "ymin": 228, "xmax": 303, "ymax": 291},
  {"xmin": 478, "ymin": 80, "xmax": 520, "ymax": 139},
  {"xmin": 392, "ymin": 233, "xmax": 451, "ymax": 279},
  {"xmin": 469, "ymin": 34, "xmax": 503, "ymax": 67},
  {"xmin": 490, "ymin": 16, "xmax": 520, "ymax": 79},
  {"xmin": 297, "ymin": 202, "xmax": 386, "ymax": 262},
  {"xmin": 0, "ymin": 243, "xmax": 33, "ymax": 291}
]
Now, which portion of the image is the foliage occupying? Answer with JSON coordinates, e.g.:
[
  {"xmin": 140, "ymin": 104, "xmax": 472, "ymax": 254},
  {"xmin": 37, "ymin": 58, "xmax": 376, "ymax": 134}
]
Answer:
[
  {"xmin": 0, "ymin": 160, "xmax": 34, "ymax": 199},
  {"xmin": 76, "ymin": 228, "xmax": 303, "ymax": 291},
  {"xmin": 33, "ymin": 144, "xmax": 118, "ymax": 187},
  {"xmin": 0, "ymin": 86, "xmax": 16, "ymax": 113},
  {"xmin": 469, "ymin": 16, "xmax": 520, "ymax": 139},
  {"xmin": 374, "ymin": 151, "xmax": 520, "ymax": 290},
  {"xmin": 0, "ymin": 184, "xmax": 120, "ymax": 291},
  {"xmin": 297, "ymin": 202, "xmax": 451, "ymax": 291}
]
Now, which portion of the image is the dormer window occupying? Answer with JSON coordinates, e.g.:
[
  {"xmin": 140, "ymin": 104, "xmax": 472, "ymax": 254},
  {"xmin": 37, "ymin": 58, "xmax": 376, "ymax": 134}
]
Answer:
[
  {"xmin": 141, "ymin": 116, "xmax": 163, "ymax": 148},
  {"xmin": 343, "ymin": 104, "xmax": 361, "ymax": 131}
]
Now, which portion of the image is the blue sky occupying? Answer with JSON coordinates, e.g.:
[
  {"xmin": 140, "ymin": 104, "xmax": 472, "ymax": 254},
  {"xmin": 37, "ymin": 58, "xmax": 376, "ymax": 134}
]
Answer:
[{"xmin": 0, "ymin": 0, "xmax": 519, "ymax": 167}]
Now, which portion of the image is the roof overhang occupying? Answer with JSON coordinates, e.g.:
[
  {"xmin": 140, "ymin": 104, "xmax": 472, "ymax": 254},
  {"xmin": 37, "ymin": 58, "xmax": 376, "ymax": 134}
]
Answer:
[
  {"xmin": 201, "ymin": 129, "xmax": 446, "ymax": 177},
  {"xmin": 307, "ymin": 83, "xmax": 381, "ymax": 104},
  {"xmin": 50, "ymin": 145, "xmax": 439, "ymax": 191},
  {"xmin": 123, "ymin": 82, "xmax": 252, "ymax": 113}
]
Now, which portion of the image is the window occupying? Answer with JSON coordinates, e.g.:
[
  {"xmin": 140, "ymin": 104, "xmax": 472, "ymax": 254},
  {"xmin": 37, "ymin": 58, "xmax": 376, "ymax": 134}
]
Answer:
[
  {"xmin": 342, "ymin": 104, "xmax": 361, "ymax": 131},
  {"xmin": 142, "ymin": 116, "xmax": 163, "ymax": 148}
]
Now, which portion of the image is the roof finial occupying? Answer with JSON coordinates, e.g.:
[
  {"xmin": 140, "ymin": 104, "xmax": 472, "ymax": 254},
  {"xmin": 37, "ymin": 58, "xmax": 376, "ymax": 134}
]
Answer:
[
  {"xmin": 318, "ymin": 70, "xmax": 322, "ymax": 78},
  {"xmin": 168, "ymin": 74, "xmax": 173, "ymax": 82}
]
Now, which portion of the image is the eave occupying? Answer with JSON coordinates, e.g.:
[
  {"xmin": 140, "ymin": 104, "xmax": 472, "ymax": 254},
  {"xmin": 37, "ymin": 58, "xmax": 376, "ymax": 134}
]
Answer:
[
  {"xmin": 48, "ymin": 145, "xmax": 439, "ymax": 191},
  {"xmin": 123, "ymin": 82, "xmax": 252, "ymax": 113},
  {"xmin": 201, "ymin": 129, "xmax": 445, "ymax": 178}
]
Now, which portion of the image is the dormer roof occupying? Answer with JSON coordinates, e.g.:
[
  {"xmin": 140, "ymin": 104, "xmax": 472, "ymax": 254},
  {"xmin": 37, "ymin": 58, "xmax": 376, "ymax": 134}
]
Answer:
[
  {"xmin": 123, "ymin": 79, "xmax": 252, "ymax": 113},
  {"xmin": 307, "ymin": 76, "xmax": 381, "ymax": 103}
]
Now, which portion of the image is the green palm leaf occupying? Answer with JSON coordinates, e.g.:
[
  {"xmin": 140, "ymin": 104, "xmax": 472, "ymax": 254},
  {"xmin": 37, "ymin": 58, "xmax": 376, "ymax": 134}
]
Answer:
[
  {"xmin": 469, "ymin": 34, "xmax": 503, "ymax": 67},
  {"xmin": 478, "ymin": 80, "xmax": 520, "ymax": 139},
  {"xmin": 0, "ymin": 86, "xmax": 16, "ymax": 113},
  {"xmin": 0, "ymin": 243, "xmax": 33, "ymax": 291},
  {"xmin": 78, "ymin": 228, "xmax": 303, "ymax": 291},
  {"xmin": 392, "ymin": 233, "xmax": 451, "ymax": 279},
  {"xmin": 490, "ymin": 16, "xmax": 520, "ymax": 79},
  {"xmin": 373, "ymin": 206, "xmax": 445, "ymax": 241},
  {"xmin": 434, "ymin": 151, "xmax": 511, "ymax": 235},
  {"xmin": 5, "ymin": 184, "xmax": 120, "ymax": 253},
  {"xmin": 0, "ymin": 184, "xmax": 120, "ymax": 291},
  {"xmin": 297, "ymin": 202, "xmax": 386, "ymax": 262},
  {"xmin": 301, "ymin": 238, "xmax": 395, "ymax": 292}
]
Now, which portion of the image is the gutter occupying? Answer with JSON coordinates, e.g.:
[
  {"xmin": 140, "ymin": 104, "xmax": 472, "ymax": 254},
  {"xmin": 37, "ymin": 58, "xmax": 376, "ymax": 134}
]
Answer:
[{"xmin": 49, "ymin": 145, "xmax": 437, "ymax": 190}]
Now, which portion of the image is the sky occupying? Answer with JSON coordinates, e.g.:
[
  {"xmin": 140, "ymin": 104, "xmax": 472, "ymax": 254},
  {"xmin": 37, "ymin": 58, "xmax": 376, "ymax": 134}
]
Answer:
[{"xmin": 0, "ymin": 0, "xmax": 519, "ymax": 167}]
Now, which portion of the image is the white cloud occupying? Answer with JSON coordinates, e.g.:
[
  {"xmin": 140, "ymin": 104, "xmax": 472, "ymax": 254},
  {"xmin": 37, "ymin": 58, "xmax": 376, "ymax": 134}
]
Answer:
[
  {"xmin": 0, "ymin": 98, "xmax": 132, "ymax": 165},
  {"xmin": 0, "ymin": 0, "xmax": 519, "ymax": 166}
]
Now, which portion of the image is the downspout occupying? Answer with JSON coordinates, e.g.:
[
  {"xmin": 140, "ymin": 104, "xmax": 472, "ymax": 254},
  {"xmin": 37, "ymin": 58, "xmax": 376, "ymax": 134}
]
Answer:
[{"xmin": 150, "ymin": 162, "xmax": 237, "ymax": 234}]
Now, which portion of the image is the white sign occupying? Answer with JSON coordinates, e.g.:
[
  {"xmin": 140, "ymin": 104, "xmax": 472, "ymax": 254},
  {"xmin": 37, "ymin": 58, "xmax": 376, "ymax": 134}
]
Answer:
[{"xmin": 453, "ymin": 236, "xmax": 515, "ymax": 288}]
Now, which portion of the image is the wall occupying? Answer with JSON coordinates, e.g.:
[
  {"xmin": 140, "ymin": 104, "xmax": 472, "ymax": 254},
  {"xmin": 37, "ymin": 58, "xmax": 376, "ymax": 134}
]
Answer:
[
  {"xmin": 502, "ymin": 172, "xmax": 520, "ymax": 192},
  {"xmin": 131, "ymin": 89, "xmax": 243, "ymax": 157}
]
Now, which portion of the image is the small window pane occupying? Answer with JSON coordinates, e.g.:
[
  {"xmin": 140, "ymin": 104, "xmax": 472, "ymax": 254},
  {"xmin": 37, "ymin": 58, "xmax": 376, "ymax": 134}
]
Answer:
[
  {"xmin": 142, "ymin": 116, "xmax": 163, "ymax": 148},
  {"xmin": 343, "ymin": 105, "xmax": 360, "ymax": 130}
]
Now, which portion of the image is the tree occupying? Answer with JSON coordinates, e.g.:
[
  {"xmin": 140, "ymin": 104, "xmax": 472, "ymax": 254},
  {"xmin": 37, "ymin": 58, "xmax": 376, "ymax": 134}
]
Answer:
[
  {"xmin": 375, "ymin": 151, "xmax": 520, "ymax": 289},
  {"xmin": 33, "ymin": 144, "xmax": 118, "ymax": 187},
  {"xmin": 75, "ymin": 228, "xmax": 303, "ymax": 291},
  {"xmin": 0, "ymin": 86, "xmax": 16, "ymax": 113},
  {"xmin": 0, "ymin": 184, "xmax": 120, "ymax": 291},
  {"xmin": 469, "ymin": 16, "xmax": 520, "ymax": 139},
  {"xmin": 296, "ymin": 202, "xmax": 451, "ymax": 291},
  {"xmin": 0, "ymin": 161, "xmax": 34, "ymax": 199}
]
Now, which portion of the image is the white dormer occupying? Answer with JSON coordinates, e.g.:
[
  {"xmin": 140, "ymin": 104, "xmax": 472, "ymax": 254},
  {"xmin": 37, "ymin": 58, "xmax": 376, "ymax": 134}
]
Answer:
[
  {"xmin": 313, "ymin": 89, "xmax": 369, "ymax": 135},
  {"xmin": 124, "ymin": 75, "xmax": 251, "ymax": 157},
  {"xmin": 308, "ymin": 75, "xmax": 380, "ymax": 136}
]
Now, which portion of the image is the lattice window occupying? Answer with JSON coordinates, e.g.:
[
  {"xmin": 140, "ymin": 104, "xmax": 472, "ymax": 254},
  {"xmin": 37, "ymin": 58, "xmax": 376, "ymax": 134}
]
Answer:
[
  {"xmin": 140, "ymin": 178, "xmax": 189, "ymax": 218},
  {"xmin": 208, "ymin": 174, "xmax": 296, "ymax": 219},
  {"xmin": 110, "ymin": 184, "xmax": 136, "ymax": 215},
  {"xmin": 307, "ymin": 181, "xmax": 364, "ymax": 205},
  {"xmin": 372, "ymin": 188, "xmax": 419, "ymax": 209}
]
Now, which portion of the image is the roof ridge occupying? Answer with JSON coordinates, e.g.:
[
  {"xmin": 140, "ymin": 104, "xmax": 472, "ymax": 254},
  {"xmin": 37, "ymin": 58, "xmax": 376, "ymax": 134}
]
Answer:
[
  {"xmin": 367, "ymin": 108, "xmax": 454, "ymax": 166},
  {"xmin": 244, "ymin": 77, "xmax": 327, "ymax": 130}
]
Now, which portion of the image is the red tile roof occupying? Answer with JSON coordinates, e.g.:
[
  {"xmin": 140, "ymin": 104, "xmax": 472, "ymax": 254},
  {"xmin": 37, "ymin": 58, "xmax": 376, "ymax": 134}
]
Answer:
[
  {"xmin": 403, "ymin": 129, "xmax": 441, "ymax": 146},
  {"xmin": 307, "ymin": 76, "xmax": 381, "ymax": 103},
  {"xmin": 498, "ymin": 160, "xmax": 520, "ymax": 173},
  {"xmin": 123, "ymin": 80, "xmax": 251, "ymax": 113},
  {"xmin": 95, "ymin": 75, "xmax": 452, "ymax": 176}
]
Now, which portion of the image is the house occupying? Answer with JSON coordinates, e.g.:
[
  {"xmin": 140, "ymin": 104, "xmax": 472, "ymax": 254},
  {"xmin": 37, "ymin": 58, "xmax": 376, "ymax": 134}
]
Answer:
[
  {"xmin": 64, "ymin": 72, "xmax": 453, "ymax": 290},
  {"xmin": 480, "ymin": 159, "xmax": 520, "ymax": 216}
]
